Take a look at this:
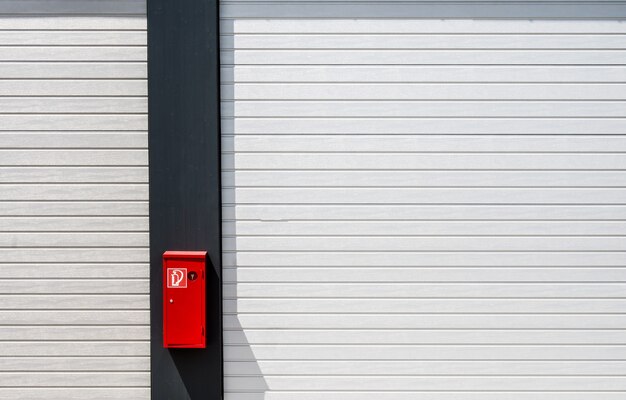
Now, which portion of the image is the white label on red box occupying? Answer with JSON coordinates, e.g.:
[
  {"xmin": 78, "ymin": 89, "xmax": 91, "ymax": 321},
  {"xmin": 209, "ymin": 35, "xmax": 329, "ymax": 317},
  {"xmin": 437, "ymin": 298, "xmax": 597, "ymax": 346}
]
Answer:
[{"xmin": 167, "ymin": 268, "xmax": 187, "ymax": 288}]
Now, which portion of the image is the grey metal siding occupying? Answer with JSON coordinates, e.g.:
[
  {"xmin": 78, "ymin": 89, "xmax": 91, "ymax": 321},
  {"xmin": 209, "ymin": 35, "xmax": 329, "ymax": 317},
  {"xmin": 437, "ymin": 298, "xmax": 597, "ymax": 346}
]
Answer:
[
  {"xmin": 0, "ymin": 1, "xmax": 148, "ymax": 399},
  {"xmin": 221, "ymin": 2, "xmax": 626, "ymax": 399}
]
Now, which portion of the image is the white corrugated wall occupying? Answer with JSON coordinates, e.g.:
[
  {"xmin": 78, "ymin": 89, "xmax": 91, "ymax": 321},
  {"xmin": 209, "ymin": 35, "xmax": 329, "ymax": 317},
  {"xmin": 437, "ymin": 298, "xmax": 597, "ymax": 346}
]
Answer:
[
  {"xmin": 0, "ymin": 1, "xmax": 149, "ymax": 399},
  {"xmin": 220, "ymin": 1, "xmax": 626, "ymax": 399}
]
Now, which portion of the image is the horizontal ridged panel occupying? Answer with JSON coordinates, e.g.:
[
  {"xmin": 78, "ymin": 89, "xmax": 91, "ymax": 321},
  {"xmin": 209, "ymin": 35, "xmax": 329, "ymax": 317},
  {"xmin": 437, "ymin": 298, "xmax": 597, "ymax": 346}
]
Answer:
[
  {"xmin": 222, "ymin": 118, "xmax": 626, "ymax": 134},
  {"xmin": 0, "ymin": 2, "xmax": 148, "ymax": 398},
  {"xmin": 223, "ymin": 282, "xmax": 626, "ymax": 298},
  {"xmin": 0, "ymin": 388, "xmax": 149, "ymax": 400},
  {"xmin": 225, "ymin": 154, "xmax": 626, "ymax": 170},
  {"xmin": 231, "ymin": 221, "xmax": 626, "ymax": 235},
  {"xmin": 0, "ymin": 168, "xmax": 148, "ymax": 183},
  {"xmin": 224, "ymin": 344, "xmax": 626, "ymax": 360},
  {"xmin": 223, "ymin": 170, "xmax": 626, "ymax": 188},
  {"xmin": 0, "ymin": 327, "xmax": 148, "ymax": 341},
  {"xmin": 230, "ymin": 252, "xmax": 626, "ymax": 267},
  {"xmin": 221, "ymin": 2, "xmax": 626, "ymax": 19},
  {"xmin": 0, "ymin": 342, "xmax": 149, "ymax": 356},
  {"xmin": 226, "ymin": 34, "xmax": 626, "ymax": 50},
  {"xmin": 225, "ymin": 50, "xmax": 626, "ymax": 65},
  {"xmin": 0, "ymin": 202, "xmax": 147, "ymax": 216},
  {"xmin": 227, "ymin": 19, "xmax": 626, "ymax": 34},
  {"xmin": 226, "ymin": 84, "xmax": 626, "ymax": 100},
  {"xmin": 0, "ymin": 97, "xmax": 146, "ymax": 113},
  {"xmin": 0, "ymin": 294, "xmax": 149, "ymax": 309},
  {"xmin": 224, "ymin": 314, "xmax": 626, "ymax": 329},
  {"xmin": 0, "ymin": 217, "xmax": 148, "ymax": 231},
  {"xmin": 0, "ymin": 63, "xmax": 146, "ymax": 78},
  {"xmin": 0, "ymin": 31, "xmax": 145, "ymax": 45},
  {"xmin": 0, "ymin": 264, "xmax": 148, "ymax": 278},
  {"xmin": 0, "ymin": 47, "xmax": 145, "ymax": 61},
  {"xmin": 0, "ymin": 81, "xmax": 147, "ymax": 96},
  {"xmin": 222, "ymin": 10, "xmax": 626, "ymax": 398},
  {"xmin": 227, "ymin": 205, "xmax": 626, "ymax": 221},
  {"xmin": 0, "ymin": 357, "xmax": 149, "ymax": 371},
  {"xmin": 225, "ymin": 101, "xmax": 626, "ymax": 118},
  {"xmin": 230, "ymin": 66, "xmax": 626, "ymax": 83},
  {"xmin": 226, "ymin": 236, "xmax": 626, "ymax": 251},
  {"xmin": 0, "ymin": 311, "xmax": 149, "ymax": 325},
  {"xmin": 0, "ymin": 232, "xmax": 148, "ymax": 247},
  {"xmin": 0, "ymin": 249, "xmax": 148, "ymax": 262},
  {"xmin": 0, "ymin": 279, "xmax": 148, "ymax": 294},
  {"xmin": 226, "ymin": 188, "xmax": 626, "ymax": 204},
  {"xmin": 224, "ymin": 360, "xmax": 626, "ymax": 374},
  {"xmin": 0, "ymin": 133, "xmax": 147, "ymax": 148},
  {"xmin": 0, "ymin": 115, "xmax": 147, "ymax": 131},
  {"xmin": 220, "ymin": 394, "xmax": 626, "ymax": 400},
  {"xmin": 223, "ymin": 135, "xmax": 626, "ymax": 152},
  {"xmin": 224, "ymin": 376, "xmax": 626, "ymax": 390},
  {"xmin": 223, "ymin": 329, "xmax": 626, "ymax": 344},
  {"xmin": 0, "ymin": 184, "xmax": 148, "ymax": 200},
  {"xmin": 0, "ymin": 372, "xmax": 149, "ymax": 387},
  {"xmin": 0, "ymin": 150, "xmax": 147, "ymax": 165},
  {"xmin": 225, "ymin": 267, "xmax": 626, "ymax": 282},
  {"xmin": 0, "ymin": 16, "xmax": 145, "ymax": 30},
  {"xmin": 0, "ymin": 0, "xmax": 144, "ymax": 14}
]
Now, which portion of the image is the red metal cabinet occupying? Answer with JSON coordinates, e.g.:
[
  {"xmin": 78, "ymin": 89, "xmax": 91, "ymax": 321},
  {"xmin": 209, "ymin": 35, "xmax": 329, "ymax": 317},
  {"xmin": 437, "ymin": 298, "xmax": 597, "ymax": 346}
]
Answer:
[{"xmin": 162, "ymin": 251, "xmax": 206, "ymax": 348}]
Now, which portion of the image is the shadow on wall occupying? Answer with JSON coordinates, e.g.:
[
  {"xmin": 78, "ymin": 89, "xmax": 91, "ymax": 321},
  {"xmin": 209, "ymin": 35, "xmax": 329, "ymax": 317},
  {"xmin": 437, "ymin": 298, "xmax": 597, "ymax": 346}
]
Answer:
[{"xmin": 221, "ymin": 19, "xmax": 270, "ymax": 394}]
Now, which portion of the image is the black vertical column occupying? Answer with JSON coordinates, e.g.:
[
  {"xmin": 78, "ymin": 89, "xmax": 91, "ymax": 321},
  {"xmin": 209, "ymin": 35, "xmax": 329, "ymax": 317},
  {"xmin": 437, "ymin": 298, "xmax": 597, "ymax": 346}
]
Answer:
[{"xmin": 147, "ymin": 0, "xmax": 222, "ymax": 398}]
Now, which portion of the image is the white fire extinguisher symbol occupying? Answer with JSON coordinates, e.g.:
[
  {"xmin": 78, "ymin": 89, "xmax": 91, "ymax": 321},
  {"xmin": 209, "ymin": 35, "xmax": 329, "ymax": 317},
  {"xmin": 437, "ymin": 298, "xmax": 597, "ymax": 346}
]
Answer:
[{"xmin": 167, "ymin": 268, "xmax": 187, "ymax": 288}]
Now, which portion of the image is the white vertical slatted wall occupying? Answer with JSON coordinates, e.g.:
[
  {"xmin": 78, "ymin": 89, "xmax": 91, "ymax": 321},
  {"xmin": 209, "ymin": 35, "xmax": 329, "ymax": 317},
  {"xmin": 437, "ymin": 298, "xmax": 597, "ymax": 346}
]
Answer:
[
  {"xmin": 220, "ymin": 1, "xmax": 626, "ymax": 399},
  {"xmin": 0, "ymin": 1, "xmax": 149, "ymax": 399}
]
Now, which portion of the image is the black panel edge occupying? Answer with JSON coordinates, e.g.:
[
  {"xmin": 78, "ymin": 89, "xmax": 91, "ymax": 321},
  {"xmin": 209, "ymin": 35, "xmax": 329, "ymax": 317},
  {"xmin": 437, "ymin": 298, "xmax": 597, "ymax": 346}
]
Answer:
[{"xmin": 148, "ymin": 0, "xmax": 222, "ymax": 398}]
